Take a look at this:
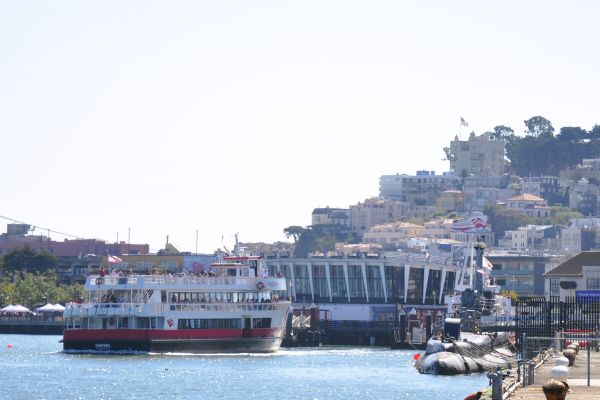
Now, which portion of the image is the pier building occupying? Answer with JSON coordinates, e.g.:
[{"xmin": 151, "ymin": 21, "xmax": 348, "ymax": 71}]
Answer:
[{"xmin": 265, "ymin": 252, "xmax": 460, "ymax": 314}]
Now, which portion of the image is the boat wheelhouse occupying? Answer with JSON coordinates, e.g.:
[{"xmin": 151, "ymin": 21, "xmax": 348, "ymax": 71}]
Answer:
[{"xmin": 63, "ymin": 255, "xmax": 291, "ymax": 353}]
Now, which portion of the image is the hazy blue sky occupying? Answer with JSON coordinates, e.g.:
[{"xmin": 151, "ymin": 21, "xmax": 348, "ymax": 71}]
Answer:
[{"xmin": 1, "ymin": 1, "xmax": 599, "ymax": 252}]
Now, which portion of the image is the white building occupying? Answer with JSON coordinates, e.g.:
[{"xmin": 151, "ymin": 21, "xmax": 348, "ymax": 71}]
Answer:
[{"xmin": 544, "ymin": 251, "xmax": 600, "ymax": 299}]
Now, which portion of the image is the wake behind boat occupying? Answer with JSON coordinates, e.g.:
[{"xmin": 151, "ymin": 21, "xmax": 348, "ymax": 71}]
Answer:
[{"xmin": 63, "ymin": 250, "xmax": 291, "ymax": 354}]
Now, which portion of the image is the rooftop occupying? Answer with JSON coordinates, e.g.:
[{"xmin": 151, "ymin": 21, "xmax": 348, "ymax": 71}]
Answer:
[{"xmin": 544, "ymin": 251, "xmax": 600, "ymax": 277}]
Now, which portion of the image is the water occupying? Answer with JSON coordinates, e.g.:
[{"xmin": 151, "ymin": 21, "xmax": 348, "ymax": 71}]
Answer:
[{"xmin": 1, "ymin": 335, "xmax": 488, "ymax": 400}]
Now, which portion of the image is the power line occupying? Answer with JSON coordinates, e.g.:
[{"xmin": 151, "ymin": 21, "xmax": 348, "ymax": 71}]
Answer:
[{"xmin": 0, "ymin": 213, "xmax": 82, "ymax": 239}]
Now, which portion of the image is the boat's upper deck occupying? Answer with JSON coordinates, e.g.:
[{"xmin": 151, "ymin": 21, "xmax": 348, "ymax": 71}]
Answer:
[{"xmin": 87, "ymin": 274, "xmax": 288, "ymax": 292}]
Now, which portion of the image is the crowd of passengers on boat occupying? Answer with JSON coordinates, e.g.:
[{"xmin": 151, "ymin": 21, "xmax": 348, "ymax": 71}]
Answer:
[
  {"xmin": 97, "ymin": 267, "xmax": 285, "ymax": 279},
  {"xmin": 92, "ymin": 290, "xmax": 286, "ymax": 305}
]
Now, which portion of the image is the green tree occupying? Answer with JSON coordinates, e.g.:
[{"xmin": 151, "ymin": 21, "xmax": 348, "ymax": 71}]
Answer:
[
  {"xmin": 286, "ymin": 224, "xmax": 360, "ymax": 256},
  {"xmin": 491, "ymin": 125, "xmax": 515, "ymax": 143},
  {"xmin": 524, "ymin": 116, "xmax": 555, "ymax": 138},
  {"xmin": 484, "ymin": 204, "xmax": 532, "ymax": 245},
  {"xmin": 537, "ymin": 207, "xmax": 583, "ymax": 226},
  {"xmin": 0, "ymin": 271, "xmax": 84, "ymax": 308},
  {"xmin": 3, "ymin": 246, "xmax": 57, "ymax": 273},
  {"xmin": 283, "ymin": 226, "xmax": 306, "ymax": 243}
]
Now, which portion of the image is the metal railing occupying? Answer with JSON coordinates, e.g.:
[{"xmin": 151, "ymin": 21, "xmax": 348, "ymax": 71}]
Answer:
[
  {"xmin": 65, "ymin": 300, "xmax": 290, "ymax": 317},
  {"xmin": 521, "ymin": 332, "xmax": 600, "ymax": 387}
]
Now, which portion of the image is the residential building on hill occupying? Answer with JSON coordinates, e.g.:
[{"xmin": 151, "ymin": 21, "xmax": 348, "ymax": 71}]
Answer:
[
  {"xmin": 521, "ymin": 176, "xmax": 564, "ymax": 206},
  {"xmin": 447, "ymin": 132, "xmax": 506, "ymax": 177},
  {"xmin": 568, "ymin": 178, "xmax": 600, "ymax": 216},
  {"xmin": 499, "ymin": 224, "xmax": 581, "ymax": 255},
  {"xmin": 311, "ymin": 207, "xmax": 350, "ymax": 226},
  {"xmin": 505, "ymin": 193, "xmax": 552, "ymax": 218},
  {"xmin": 362, "ymin": 222, "xmax": 425, "ymax": 246},
  {"xmin": 379, "ymin": 171, "xmax": 461, "ymax": 216},
  {"xmin": 560, "ymin": 158, "xmax": 600, "ymax": 186},
  {"xmin": 349, "ymin": 197, "xmax": 407, "ymax": 235},
  {"xmin": 435, "ymin": 190, "xmax": 464, "ymax": 213},
  {"xmin": 464, "ymin": 186, "xmax": 517, "ymax": 211}
]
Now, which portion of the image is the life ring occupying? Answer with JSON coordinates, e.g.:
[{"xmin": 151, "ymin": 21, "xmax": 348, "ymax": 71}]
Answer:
[
  {"xmin": 256, "ymin": 281, "xmax": 265, "ymax": 290},
  {"xmin": 108, "ymin": 317, "xmax": 116, "ymax": 325},
  {"xmin": 96, "ymin": 277, "xmax": 104, "ymax": 285}
]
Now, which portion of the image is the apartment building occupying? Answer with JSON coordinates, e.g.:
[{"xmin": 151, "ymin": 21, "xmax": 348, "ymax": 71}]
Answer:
[
  {"xmin": 505, "ymin": 194, "xmax": 552, "ymax": 218},
  {"xmin": 448, "ymin": 132, "xmax": 506, "ymax": 177},
  {"xmin": 379, "ymin": 171, "xmax": 461, "ymax": 210},
  {"xmin": 435, "ymin": 190, "xmax": 465, "ymax": 213},
  {"xmin": 521, "ymin": 176, "xmax": 564, "ymax": 206},
  {"xmin": 349, "ymin": 197, "xmax": 407, "ymax": 235},
  {"xmin": 312, "ymin": 207, "xmax": 350, "ymax": 227}
]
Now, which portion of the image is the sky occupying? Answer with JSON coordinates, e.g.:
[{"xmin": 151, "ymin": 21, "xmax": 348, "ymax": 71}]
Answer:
[{"xmin": 1, "ymin": 1, "xmax": 599, "ymax": 253}]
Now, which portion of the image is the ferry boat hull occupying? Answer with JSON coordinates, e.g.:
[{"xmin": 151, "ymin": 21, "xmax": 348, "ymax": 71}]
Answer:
[{"xmin": 63, "ymin": 328, "xmax": 284, "ymax": 354}]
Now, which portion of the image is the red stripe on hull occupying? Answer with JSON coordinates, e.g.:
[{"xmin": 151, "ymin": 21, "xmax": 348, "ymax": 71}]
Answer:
[{"xmin": 64, "ymin": 328, "xmax": 281, "ymax": 341}]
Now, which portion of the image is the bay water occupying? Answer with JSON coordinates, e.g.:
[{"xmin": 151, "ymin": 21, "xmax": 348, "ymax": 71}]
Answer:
[{"xmin": 1, "ymin": 335, "xmax": 488, "ymax": 399}]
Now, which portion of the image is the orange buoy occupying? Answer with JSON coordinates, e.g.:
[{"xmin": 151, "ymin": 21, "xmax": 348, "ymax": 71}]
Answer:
[{"xmin": 413, "ymin": 353, "xmax": 420, "ymax": 360}]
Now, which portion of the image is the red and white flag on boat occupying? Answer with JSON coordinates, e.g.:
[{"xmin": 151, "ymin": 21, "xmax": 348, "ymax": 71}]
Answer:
[
  {"xmin": 482, "ymin": 256, "xmax": 493, "ymax": 272},
  {"xmin": 107, "ymin": 255, "xmax": 123, "ymax": 264}
]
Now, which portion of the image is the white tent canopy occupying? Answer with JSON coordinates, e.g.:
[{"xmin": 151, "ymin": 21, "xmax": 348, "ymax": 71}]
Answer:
[
  {"xmin": 1, "ymin": 304, "xmax": 31, "ymax": 313},
  {"xmin": 36, "ymin": 303, "xmax": 55, "ymax": 312},
  {"xmin": 36, "ymin": 303, "xmax": 65, "ymax": 313}
]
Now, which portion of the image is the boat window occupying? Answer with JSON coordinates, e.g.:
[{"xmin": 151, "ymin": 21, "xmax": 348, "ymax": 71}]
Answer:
[
  {"xmin": 227, "ymin": 268, "xmax": 236, "ymax": 276},
  {"xmin": 177, "ymin": 318, "xmax": 241, "ymax": 330},
  {"xmin": 138, "ymin": 317, "xmax": 150, "ymax": 329},
  {"xmin": 253, "ymin": 318, "xmax": 271, "ymax": 328}
]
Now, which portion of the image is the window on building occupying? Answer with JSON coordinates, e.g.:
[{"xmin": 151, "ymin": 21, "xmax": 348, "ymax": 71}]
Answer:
[
  {"xmin": 330, "ymin": 265, "xmax": 347, "ymax": 300},
  {"xmin": 347, "ymin": 265, "xmax": 365, "ymax": 299},
  {"xmin": 587, "ymin": 278, "xmax": 600, "ymax": 290},
  {"xmin": 294, "ymin": 265, "xmax": 311, "ymax": 301},
  {"xmin": 367, "ymin": 265, "xmax": 384, "ymax": 300},
  {"xmin": 550, "ymin": 278, "xmax": 560, "ymax": 297},
  {"xmin": 312, "ymin": 265, "xmax": 328, "ymax": 301}
]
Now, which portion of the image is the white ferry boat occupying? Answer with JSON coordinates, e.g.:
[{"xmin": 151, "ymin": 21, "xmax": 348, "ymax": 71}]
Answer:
[{"xmin": 63, "ymin": 255, "xmax": 291, "ymax": 353}]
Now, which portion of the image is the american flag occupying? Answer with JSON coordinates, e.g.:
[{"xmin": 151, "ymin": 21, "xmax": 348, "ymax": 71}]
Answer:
[
  {"xmin": 107, "ymin": 255, "xmax": 123, "ymax": 264},
  {"xmin": 460, "ymin": 117, "xmax": 469, "ymax": 127}
]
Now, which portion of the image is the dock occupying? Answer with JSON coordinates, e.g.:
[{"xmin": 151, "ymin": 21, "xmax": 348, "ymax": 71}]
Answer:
[
  {"xmin": 504, "ymin": 346, "xmax": 600, "ymax": 399},
  {"xmin": 0, "ymin": 317, "xmax": 64, "ymax": 335}
]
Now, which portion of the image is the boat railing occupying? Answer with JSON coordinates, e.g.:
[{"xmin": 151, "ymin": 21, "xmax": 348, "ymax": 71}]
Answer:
[
  {"xmin": 89, "ymin": 275, "xmax": 283, "ymax": 287},
  {"xmin": 65, "ymin": 300, "xmax": 290, "ymax": 316}
]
